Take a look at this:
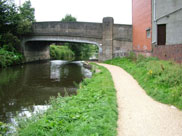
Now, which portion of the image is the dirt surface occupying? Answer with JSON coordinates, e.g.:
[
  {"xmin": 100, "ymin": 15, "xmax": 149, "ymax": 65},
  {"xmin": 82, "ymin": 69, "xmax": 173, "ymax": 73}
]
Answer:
[{"xmin": 98, "ymin": 63, "xmax": 182, "ymax": 136}]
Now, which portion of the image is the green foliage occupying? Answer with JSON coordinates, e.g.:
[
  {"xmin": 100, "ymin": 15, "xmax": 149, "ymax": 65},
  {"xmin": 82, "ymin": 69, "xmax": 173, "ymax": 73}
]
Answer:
[
  {"xmin": 17, "ymin": 64, "xmax": 118, "ymax": 136},
  {"xmin": 65, "ymin": 43, "xmax": 98, "ymax": 60},
  {"xmin": 50, "ymin": 45, "xmax": 75, "ymax": 60},
  {"xmin": 61, "ymin": 14, "xmax": 77, "ymax": 22},
  {"xmin": 0, "ymin": 0, "xmax": 35, "ymax": 67},
  {"xmin": 79, "ymin": 44, "xmax": 98, "ymax": 60},
  {"xmin": 17, "ymin": 0, "xmax": 35, "ymax": 35},
  {"xmin": 0, "ymin": 0, "xmax": 20, "ymax": 49},
  {"xmin": 1, "ymin": 32, "xmax": 21, "ymax": 51},
  {"xmin": 0, "ymin": 121, "xmax": 9, "ymax": 136},
  {"xmin": 0, "ymin": 0, "xmax": 35, "ymax": 55},
  {"xmin": 0, "ymin": 48, "xmax": 23, "ymax": 67},
  {"xmin": 19, "ymin": 0, "xmax": 35, "ymax": 22},
  {"xmin": 105, "ymin": 55, "xmax": 182, "ymax": 109},
  {"xmin": 0, "ymin": 0, "xmax": 19, "ymax": 32}
]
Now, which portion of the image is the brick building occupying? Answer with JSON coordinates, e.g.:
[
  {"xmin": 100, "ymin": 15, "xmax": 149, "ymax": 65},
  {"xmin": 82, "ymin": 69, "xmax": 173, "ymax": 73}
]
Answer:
[{"xmin": 132, "ymin": 0, "xmax": 182, "ymax": 62}]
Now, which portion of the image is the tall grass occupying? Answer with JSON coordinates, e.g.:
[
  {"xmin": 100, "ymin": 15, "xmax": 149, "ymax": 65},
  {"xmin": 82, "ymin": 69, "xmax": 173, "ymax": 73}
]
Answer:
[
  {"xmin": 105, "ymin": 54, "xmax": 182, "ymax": 109},
  {"xmin": 16, "ymin": 64, "xmax": 118, "ymax": 136}
]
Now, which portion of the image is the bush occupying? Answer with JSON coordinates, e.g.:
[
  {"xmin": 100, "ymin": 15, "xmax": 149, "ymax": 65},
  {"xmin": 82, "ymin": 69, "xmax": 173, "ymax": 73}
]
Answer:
[
  {"xmin": 50, "ymin": 45, "xmax": 75, "ymax": 61},
  {"xmin": 0, "ymin": 48, "xmax": 23, "ymax": 67},
  {"xmin": 0, "ymin": 122, "xmax": 8, "ymax": 136}
]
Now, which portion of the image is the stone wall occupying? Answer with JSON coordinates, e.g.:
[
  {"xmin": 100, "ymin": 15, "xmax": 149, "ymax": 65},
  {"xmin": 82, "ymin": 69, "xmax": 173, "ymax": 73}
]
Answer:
[
  {"xmin": 113, "ymin": 24, "xmax": 132, "ymax": 57},
  {"xmin": 32, "ymin": 22, "xmax": 103, "ymax": 39}
]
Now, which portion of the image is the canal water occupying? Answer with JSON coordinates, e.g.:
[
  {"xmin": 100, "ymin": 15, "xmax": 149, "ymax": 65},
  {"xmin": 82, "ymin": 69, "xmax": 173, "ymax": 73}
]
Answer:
[{"xmin": 0, "ymin": 60, "xmax": 92, "ymax": 124}]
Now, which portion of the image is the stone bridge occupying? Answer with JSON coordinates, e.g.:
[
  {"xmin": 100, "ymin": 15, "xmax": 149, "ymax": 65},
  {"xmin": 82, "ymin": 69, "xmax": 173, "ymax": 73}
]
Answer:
[{"xmin": 22, "ymin": 17, "xmax": 132, "ymax": 62}]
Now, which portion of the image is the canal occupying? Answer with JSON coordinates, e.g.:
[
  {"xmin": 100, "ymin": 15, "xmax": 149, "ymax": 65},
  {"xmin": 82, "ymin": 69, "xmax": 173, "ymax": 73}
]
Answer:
[{"xmin": 0, "ymin": 60, "xmax": 92, "ymax": 124}]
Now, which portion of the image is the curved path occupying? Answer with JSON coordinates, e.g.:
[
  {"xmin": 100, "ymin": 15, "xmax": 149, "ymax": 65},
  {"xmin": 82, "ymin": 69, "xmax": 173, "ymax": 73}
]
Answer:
[{"xmin": 98, "ymin": 63, "xmax": 182, "ymax": 136}]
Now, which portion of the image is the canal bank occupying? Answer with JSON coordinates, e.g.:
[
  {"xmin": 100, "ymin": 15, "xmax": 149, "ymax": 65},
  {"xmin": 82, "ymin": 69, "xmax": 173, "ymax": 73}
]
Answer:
[
  {"xmin": 0, "ymin": 60, "xmax": 95, "ymax": 135},
  {"xmin": 14, "ymin": 64, "xmax": 117, "ymax": 136}
]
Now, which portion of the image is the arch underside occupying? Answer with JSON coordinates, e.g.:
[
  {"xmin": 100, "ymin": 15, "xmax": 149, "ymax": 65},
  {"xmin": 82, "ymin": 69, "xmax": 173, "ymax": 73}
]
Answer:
[{"xmin": 22, "ymin": 35, "xmax": 103, "ymax": 62}]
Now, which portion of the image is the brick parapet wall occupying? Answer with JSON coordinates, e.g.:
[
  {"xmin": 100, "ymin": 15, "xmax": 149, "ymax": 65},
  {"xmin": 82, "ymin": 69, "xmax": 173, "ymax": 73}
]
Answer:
[
  {"xmin": 133, "ymin": 50, "xmax": 152, "ymax": 57},
  {"xmin": 152, "ymin": 44, "xmax": 182, "ymax": 63}
]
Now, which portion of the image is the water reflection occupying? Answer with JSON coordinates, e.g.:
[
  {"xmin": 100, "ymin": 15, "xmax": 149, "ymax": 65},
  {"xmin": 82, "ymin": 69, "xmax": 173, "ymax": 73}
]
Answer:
[
  {"xmin": 18, "ymin": 105, "xmax": 50, "ymax": 118},
  {"xmin": 0, "ymin": 60, "xmax": 92, "ymax": 124},
  {"xmin": 50, "ymin": 60, "xmax": 68, "ymax": 81}
]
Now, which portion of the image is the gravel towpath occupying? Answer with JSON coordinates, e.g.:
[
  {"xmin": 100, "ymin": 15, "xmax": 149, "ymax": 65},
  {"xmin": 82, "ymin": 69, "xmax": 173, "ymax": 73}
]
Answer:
[{"xmin": 98, "ymin": 63, "xmax": 182, "ymax": 136}]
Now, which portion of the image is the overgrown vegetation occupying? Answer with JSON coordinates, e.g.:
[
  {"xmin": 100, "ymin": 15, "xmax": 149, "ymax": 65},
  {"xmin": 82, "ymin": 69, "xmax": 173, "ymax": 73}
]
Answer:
[
  {"xmin": 0, "ymin": 0, "xmax": 35, "ymax": 67},
  {"xmin": 67, "ymin": 43, "xmax": 98, "ymax": 60},
  {"xmin": 50, "ymin": 43, "xmax": 98, "ymax": 61},
  {"xmin": 0, "ymin": 121, "xmax": 8, "ymax": 136},
  {"xmin": 0, "ymin": 48, "xmax": 23, "ymax": 67},
  {"xmin": 105, "ymin": 53, "xmax": 182, "ymax": 109},
  {"xmin": 16, "ymin": 64, "xmax": 117, "ymax": 136},
  {"xmin": 50, "ymin": 45, "xmax": 75, "ymax": 60}
]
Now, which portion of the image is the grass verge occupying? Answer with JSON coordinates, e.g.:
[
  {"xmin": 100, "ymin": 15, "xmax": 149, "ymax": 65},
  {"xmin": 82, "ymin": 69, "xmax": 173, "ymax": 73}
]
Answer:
[
  {"xmin": 16, "ymin": 64, "xmax": 118, "ymax": 136},
  {"xmin": 105, "ymin": 55, "xmax": 182, "ymax": 110}
]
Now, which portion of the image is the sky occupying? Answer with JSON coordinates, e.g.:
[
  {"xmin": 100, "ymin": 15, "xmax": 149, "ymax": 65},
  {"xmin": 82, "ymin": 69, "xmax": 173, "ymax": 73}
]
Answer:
[{"xmin": 14, "ymin": 0, "xmax": 132, "ymax": 24}]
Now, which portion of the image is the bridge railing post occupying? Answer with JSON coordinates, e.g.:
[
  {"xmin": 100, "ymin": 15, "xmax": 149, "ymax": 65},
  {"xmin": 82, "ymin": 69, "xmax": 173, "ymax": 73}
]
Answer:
[{"xmin": 101, "ymin": 17, "xmax": 114, "ymax": 61}]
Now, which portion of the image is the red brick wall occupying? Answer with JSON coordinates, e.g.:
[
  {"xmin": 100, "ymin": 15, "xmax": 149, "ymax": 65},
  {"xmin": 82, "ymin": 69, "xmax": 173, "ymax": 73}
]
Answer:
[
  {"xmin": 132, "ymin": 0, "xmax": 152, "ymax": 52},
  {"xmin": 153, "ymin": 45, "xmax": 182, "ymax": 63}
]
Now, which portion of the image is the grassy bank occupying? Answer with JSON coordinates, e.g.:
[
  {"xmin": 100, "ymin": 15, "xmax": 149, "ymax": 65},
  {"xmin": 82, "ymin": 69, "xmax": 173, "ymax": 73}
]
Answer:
[
  {"xmin": 0, "ymin": 48, "xmax": 23, "ymax": 68},
  {"xmin": 50, "ymin": 45, "xmax": 75, "ymax": 61},
  {"xmin": 105, "ymin": 55, "xmax": 182, "ymax": 109},
  {"xmin": 16, "ymin": 64, "xmax": 118, "ymax": 136}
]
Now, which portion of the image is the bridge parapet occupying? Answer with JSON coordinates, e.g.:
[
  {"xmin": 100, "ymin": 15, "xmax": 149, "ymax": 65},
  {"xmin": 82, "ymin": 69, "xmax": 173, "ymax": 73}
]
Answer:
[{"xmin": 31, "ymin": 21, "xmax": 103, "ymax": 39}]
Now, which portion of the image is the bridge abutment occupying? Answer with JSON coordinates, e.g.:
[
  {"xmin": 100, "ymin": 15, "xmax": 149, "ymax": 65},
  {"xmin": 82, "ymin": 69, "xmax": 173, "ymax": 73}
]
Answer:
[
  {"xmin": 24, "ymin": 41, "xmax": 50, "ymax": 62},
  {"xmin": 101, "ymin": 17, "xmax": 114, "ymax": 61}
]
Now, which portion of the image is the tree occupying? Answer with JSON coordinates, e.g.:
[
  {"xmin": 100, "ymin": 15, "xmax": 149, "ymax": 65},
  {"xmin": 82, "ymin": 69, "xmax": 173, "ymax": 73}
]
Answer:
[
  {"xmin": 0, "ymin": 0, "xmax": 35, "ymax": 51},
  {"xmin": 17, "ymin": 0, "xmax": 35, "ymax": 35},
  {"xmin": 0, "ymin": 0, "xmax": 20, "ymax": 49},
  {"xmin": 19, "ymin": 0, "xmax": 35, "ymax": 22},
  {"xmin": 0, "ymin": 0, "xmax": 19, "ymax": 34},
  {"xmin": 61, "ymin": 14, "xmax": 77, "ymax": 22}
]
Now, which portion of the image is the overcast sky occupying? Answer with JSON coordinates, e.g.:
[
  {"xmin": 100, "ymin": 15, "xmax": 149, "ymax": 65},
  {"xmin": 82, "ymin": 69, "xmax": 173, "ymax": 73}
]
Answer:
[{"xmin": 15, "ymin": 0, "xmax": 132, "ymax": 24}]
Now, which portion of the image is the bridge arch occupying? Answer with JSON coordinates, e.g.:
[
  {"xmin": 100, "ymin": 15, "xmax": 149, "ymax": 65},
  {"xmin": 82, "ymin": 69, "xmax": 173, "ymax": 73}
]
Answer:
[{"xmin": 22, "ymin": 36, "xmax": 102, "ymax": 62}]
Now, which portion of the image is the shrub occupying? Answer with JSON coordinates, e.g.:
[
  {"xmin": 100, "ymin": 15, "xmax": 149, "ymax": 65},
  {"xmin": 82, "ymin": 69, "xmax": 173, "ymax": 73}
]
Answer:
[
  {"xmin": 50, "ymin": 45, "xmax": 75, "ymax": 60},
  {"xmin": 0, "ymin": 48, "xmax": 23, "ymax": 67},
  {"xmin": 0, "ymin": 122, "xmax": 8, "ymax": 136}
]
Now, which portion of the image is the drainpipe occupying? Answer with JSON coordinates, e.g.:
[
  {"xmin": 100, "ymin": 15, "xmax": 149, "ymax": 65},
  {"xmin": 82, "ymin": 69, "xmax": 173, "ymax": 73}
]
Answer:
[
  {"xmin": 154, "ymin": 0, "xmax": 156, "ymax": 22},
  {"xmin": 152, "ymin": 0, "xmax": 157, "ymax": 45}
]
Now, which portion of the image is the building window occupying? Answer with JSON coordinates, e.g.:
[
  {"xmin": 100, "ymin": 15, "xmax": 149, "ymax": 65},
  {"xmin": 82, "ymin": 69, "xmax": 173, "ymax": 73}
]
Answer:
[
  {"xmin": 146, "ymin": 28, "xmax": 151, "ymax": 38},
  {"xmin": 157, "ymin": 24, "xmax": 166, "ymax": 45}
]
